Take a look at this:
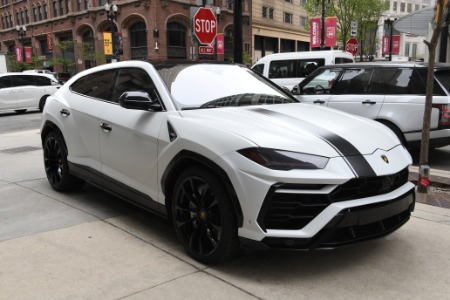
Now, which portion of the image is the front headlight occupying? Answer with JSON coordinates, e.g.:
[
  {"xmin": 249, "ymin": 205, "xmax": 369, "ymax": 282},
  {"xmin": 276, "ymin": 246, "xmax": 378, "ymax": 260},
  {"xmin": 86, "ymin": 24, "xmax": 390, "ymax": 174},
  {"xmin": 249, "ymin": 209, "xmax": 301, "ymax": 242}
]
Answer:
[{"xmin": 237, "ymin": 148, "xmax": 329, "ymax": 170}]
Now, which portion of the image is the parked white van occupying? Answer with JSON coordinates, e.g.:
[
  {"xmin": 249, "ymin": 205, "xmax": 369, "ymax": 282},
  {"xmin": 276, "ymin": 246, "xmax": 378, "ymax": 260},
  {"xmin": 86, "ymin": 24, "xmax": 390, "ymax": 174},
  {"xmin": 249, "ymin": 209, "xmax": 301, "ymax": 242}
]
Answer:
[{"xmin": 251, "ymin": 50, "xmax": 354, "ymax": 90}]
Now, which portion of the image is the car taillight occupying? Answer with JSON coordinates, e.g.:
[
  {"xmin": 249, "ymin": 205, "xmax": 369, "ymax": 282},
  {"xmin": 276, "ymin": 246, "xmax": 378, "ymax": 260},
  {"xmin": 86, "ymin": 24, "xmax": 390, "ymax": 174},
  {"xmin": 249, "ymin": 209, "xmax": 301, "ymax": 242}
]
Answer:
[{"xmin": 433, "ymin": 104, "xmax": 450, "ymax": 128}]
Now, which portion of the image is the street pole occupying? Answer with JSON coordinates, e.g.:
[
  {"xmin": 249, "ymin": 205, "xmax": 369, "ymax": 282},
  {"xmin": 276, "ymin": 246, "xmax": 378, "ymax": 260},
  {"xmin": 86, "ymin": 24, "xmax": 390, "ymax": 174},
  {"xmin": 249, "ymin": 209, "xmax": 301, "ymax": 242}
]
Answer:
[
  {"xmin": 16, "ymin": 25, "xmax": 27, "ymax": 64},
  {"xmin": 320, "ymin": 0, "xmax": 325, "ymax": 50},
  {"xmin": 386, "ymin": 18, "xmax": 396, "ymax": 61},
  {"xmin": 233, "ymin": 0, "xmax": 243, "ymax": 63},
  {"xmin": 105, "ymin": 2, "xmax": 119, "ymax": 62}
]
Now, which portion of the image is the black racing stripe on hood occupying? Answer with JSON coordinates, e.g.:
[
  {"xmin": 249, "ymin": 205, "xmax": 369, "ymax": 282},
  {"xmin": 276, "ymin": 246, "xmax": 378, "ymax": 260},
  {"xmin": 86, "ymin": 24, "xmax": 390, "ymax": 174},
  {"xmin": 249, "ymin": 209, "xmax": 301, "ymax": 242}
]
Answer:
[{"xmin": 250, "ymin": 107, "xmax": 376, "ymax": 178}]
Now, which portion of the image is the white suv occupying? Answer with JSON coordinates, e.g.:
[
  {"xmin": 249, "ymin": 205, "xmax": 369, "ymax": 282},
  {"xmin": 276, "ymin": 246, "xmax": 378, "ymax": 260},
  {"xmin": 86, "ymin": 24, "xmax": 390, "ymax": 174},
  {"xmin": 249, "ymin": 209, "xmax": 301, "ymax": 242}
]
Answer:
[
  {"xmin": 292, "ymin": 62, "xmax": 450, "ymax": 149},
  {"xmin": 0, "ymin": 72, "xmax": 60, "ymax": 113}
]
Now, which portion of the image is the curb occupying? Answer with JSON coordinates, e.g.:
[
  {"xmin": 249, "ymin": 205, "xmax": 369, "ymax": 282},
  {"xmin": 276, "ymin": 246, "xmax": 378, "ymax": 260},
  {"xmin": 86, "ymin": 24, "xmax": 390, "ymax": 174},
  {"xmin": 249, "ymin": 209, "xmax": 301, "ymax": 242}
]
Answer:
[{"xmin": 409, "ymin": 166, "xmax": 450, "ymax": 209}]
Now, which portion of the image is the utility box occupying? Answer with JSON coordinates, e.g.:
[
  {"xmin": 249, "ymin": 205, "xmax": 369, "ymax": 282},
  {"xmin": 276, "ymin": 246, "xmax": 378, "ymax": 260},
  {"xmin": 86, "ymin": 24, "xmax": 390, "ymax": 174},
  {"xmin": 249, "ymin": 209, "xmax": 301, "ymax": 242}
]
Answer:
[{"xmin": 0, "ymin": 53, "xmax": 8, "ymax": 73}]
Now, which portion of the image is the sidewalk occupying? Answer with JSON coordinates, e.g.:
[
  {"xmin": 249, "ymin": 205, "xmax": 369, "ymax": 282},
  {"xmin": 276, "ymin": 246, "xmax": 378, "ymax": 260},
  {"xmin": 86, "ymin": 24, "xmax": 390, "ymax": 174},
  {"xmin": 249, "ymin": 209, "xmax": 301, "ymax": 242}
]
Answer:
[
  {"xmin": 409, "ymin": 166, "xmax": 450, "ymax": 209},
  {"xmin": 1, "ymin": 129, "xmax": 450, "ymax": 300}
]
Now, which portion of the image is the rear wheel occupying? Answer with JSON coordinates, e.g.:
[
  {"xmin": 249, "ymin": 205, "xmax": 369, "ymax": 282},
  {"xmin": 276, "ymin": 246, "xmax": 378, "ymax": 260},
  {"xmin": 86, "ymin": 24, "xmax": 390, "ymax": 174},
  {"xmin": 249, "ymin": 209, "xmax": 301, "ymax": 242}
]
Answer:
[
  {"xmin": 43, "ymin": 131, "xmax": 83, "ymax": 191},
  {"xmin": 172, "ymin": 167, "xmax": 239, "ymax": 264}
]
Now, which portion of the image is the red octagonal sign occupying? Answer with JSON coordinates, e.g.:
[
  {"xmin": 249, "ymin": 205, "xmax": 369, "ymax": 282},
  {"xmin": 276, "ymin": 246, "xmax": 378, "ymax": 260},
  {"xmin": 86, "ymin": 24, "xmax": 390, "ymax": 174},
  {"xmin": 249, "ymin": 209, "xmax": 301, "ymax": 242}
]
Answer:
[
  {"xmin": 346, "ymin": 38, "xmax": 359, "ymax": 56},
  {"xmin": 193, "ymin": 7, "xmax": 217, "ymax": 45}
]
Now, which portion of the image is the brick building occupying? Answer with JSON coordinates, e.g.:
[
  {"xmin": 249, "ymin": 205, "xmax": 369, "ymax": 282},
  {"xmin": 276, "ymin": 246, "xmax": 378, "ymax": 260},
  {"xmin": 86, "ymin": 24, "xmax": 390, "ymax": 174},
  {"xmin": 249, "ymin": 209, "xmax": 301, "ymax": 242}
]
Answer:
[{"xmin": 0, "ymin": 0, "xmax": 252, "ymax": 74}]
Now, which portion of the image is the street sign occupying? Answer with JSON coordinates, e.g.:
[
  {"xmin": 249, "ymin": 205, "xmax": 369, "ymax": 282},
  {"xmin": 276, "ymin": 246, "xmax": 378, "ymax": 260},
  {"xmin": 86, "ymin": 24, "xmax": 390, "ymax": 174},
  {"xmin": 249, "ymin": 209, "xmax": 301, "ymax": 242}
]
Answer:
[
  {"xmin": 199, "ymin": 46, "xmax": 214, "ymax": 55},
  {"xmin": 346, "ymin": 38, "xmax": 359, "ymax": 56},
  {"xmin": 350, "ymin": 21, "xmax": 357, "ymax": 37},
  {"xmin": 193, "ymin": 7, "xmax": 217, "ymax": 45}
]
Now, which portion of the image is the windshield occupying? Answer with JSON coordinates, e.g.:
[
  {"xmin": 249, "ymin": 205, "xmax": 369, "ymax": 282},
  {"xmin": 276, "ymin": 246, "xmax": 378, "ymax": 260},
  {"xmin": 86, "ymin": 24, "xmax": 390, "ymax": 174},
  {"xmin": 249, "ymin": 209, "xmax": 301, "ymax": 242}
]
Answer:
[{"xmin": 157, "ymin": 64, "xmax": 296, "ymax": 110}]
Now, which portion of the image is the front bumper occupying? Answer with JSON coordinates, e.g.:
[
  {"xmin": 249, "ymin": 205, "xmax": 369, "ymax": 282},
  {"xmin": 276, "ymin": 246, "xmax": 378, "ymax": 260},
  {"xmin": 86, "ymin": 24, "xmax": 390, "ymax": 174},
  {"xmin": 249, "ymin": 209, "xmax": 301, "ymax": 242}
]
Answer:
[{"xmin": 259, "ymin": 188, "xmax": 415, "ymax": 249}]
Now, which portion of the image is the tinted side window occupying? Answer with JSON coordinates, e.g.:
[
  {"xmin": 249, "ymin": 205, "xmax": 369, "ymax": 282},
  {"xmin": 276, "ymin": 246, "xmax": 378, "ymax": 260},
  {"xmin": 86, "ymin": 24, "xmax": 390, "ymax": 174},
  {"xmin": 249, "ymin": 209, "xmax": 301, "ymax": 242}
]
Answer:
[
  {"xmin": 251, "ymin": 64, "xmax": 264, "ymax": 75},
  {"xmin": 382, "ymin": 68, "xmax": 426, "ymax": 94},
  {"xmin": 335, "ymin": 58, "xmax": 353, "ymax": 64},
  {"xmin": 0, "ymin": 76, "xmax": 12, "ymax": 88},
  {"xmin": 300, "ymin": 68, "xmax": 341, "ymax": 95},
  {"xmin": 367, "ymin": 69, "xmax": 384, "ymax": 94},
  {"xmin": 112, "ymin": 68, "xmax": 156, "ymax": 103},
  {"xmin": 333, "ymin": 68, "xmax": 373, "ymax": 94},
  {"xmin": 298, "ymin": 59, "xmax": 325, "ymax": 77},
  {"xmin": 269, "ymin": 60, "xmax": 295, "ymax": 78},
  {"xmin": 70, "ymin": 69, "xmax": 116, "ymax": 101},
  {"xmin": 33, "ymin": 75, "xmax": 52, "ymax": 86},
  {"xmin": 11, "ymin": 75, "xmax": 35, "ymax": 87},
  {"xmin": 418, "ymin": 68, "xmax": 447, "ymax": 96}
]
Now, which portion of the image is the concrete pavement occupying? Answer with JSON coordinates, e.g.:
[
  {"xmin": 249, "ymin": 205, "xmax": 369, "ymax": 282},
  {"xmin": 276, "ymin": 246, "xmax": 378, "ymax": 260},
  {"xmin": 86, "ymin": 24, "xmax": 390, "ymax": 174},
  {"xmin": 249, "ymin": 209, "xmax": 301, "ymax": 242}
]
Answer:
[{"xmin": 1, "ymin": 129, "xmax": 450, "ymax": 300}]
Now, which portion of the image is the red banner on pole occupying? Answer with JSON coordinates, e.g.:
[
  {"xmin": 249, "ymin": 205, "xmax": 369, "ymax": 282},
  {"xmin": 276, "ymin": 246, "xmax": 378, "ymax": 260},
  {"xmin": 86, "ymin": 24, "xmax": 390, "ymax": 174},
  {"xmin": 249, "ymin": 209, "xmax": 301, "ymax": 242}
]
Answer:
[
  {"xmin": 310, "ymin": 18, "xmax": 321, "ymax": 48},
  {"xmin": 216, "ymin": 33, "xmax": 224, "ymax": 55},
  {"xmin": 325, "ymin": 17, "xmax": 337, "ymax": 47},
  {"xmin": 382, "ymin": 36, "xmax": 390, "ymax": 55},
  {"xmin": 392, "ymin": 35, "xmax": 400, "ymax": 54},
  {"xmin": 25, "ymin": 47, "xmax": 32, "ymax": 63},
  {"xmin": 15, "ymin": 46, "xmax": 23, "ymax": 62},
  {"xmin": 382, "ymin": 35, "xmax": 401, "ymax": 55},
  {"xmin": 47, "ymin": 33, "xmax": 52, "ymax": 51}
]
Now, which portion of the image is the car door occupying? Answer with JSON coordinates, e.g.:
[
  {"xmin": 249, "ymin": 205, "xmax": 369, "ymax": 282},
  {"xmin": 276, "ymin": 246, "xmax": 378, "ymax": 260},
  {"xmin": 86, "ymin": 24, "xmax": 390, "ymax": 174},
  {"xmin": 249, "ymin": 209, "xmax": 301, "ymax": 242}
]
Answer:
[
  {"xmin": 0, "ymin": 75, "xmax": 16, "ymax": 110},
  {"xmin": 12, "ymin": 75, "xmax": 38, "ymax": 109},
  {"xmin": 295, "ymin": 67, "xmax": 341, "ymax": 105},
  {"xmin": 98, "ymin": 67, "xmax": 166, "ymax": 209},
  {"xmin": 62, "ymin": 69, "xmax": 117, "ymax": 176},
  {"xmin": 327, "ymin": 67, "xmax": 384, "ymax": 119}
]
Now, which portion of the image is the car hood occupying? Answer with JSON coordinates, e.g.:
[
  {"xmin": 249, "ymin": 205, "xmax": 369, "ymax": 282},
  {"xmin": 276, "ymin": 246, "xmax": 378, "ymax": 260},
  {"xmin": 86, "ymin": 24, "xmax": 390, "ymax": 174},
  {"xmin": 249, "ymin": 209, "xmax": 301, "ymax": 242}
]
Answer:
[{"xmin": 178, "ymin": 103, "xmax": 400, "ymax": 158}]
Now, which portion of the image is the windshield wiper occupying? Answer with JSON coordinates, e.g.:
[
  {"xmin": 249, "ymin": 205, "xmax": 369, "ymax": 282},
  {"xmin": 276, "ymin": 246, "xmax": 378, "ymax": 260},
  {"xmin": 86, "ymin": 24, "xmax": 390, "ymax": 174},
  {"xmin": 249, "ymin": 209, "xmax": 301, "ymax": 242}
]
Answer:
[{"xmin": 199, "ymin": 93, "xmax": 296, "ymax": 109}]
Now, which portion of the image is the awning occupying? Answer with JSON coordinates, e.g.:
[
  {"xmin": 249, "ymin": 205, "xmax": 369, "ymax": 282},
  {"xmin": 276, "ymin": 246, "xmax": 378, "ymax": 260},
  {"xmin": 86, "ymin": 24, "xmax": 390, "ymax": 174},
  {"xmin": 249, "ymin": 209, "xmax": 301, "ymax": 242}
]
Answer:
[{"xmin": 393, "ymin": 6, "xmax": 434, "ymax": 36}]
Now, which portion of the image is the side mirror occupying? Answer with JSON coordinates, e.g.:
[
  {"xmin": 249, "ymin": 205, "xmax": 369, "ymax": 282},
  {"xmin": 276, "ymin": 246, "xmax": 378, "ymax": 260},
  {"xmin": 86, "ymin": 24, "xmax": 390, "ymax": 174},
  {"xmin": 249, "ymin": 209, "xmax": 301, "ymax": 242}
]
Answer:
[
  {"xmin": 118, "ymin": 91, "xmax": 162, "ymax": 111},
  {"xmin": 291, "ymin": 84, "xmax": 300, "ymax": 95},
  {"xmin": 281, "ymin": 86, "xmax": 292, "ymax": 95}
]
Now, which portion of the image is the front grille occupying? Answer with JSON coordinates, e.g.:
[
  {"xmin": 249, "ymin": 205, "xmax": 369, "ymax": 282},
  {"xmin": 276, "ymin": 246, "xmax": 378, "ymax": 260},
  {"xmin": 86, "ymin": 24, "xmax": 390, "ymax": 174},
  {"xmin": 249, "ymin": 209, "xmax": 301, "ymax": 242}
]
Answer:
[{"xmin": 258, "ymin": 168, "xmax": 409, "ymax": 231}]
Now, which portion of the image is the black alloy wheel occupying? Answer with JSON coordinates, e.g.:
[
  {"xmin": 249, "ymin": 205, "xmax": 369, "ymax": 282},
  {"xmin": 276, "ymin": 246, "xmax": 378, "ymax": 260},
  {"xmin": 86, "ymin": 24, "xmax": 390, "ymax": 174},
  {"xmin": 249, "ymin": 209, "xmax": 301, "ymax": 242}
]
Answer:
[
  {"xmin": 43, "ymin": 131, "xmax": 83, "ymax": 191},
  {"xmin": 172, "ymin": 167, "xmax": 239, "ymax": 264}
]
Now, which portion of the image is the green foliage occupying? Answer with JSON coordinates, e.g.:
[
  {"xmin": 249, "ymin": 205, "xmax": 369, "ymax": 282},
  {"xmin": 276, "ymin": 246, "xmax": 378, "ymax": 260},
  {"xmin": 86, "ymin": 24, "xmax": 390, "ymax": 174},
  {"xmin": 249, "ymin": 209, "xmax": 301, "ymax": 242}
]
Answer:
[
  {"xmin": 50, "ymin": 40, "xmax": 75, "ymax": 72},
  {"xmin": 303, "ymin": 0, "xmax": 388, "ymax": 54},
  {"xmin": 81, "ymin": 41, "xmax": 106, "ymax": 66},
  {"xmin": 7, "ymin": 54, "xmax": 44, "ymax": 71}
]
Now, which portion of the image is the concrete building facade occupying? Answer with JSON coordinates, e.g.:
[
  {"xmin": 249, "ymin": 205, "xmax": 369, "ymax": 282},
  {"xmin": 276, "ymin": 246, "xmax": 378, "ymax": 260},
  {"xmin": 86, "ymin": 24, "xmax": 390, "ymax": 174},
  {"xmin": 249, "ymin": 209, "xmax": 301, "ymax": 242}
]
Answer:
[{"xmin": 0, "ymin": 0, "xmax": 252, "ymax": 74}]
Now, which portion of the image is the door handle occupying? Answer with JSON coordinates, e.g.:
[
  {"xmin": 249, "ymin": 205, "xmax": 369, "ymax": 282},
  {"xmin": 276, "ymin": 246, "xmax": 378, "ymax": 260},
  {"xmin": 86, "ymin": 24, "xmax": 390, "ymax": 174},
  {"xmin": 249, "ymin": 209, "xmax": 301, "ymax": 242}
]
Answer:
[
  {"xmin": 362, "ymin": 100, "xmax": 376, "ymax": 105},
  {"xmin": 60, "ymin": 109, "xmax": 70, "ymax": 116},
  {"xmin": 313, "ymin": 100, "xmax": 325, "ymax": 104},
  {"xmin": 100, "ymin": 123, "xmax": 112, "ymax": 132}
]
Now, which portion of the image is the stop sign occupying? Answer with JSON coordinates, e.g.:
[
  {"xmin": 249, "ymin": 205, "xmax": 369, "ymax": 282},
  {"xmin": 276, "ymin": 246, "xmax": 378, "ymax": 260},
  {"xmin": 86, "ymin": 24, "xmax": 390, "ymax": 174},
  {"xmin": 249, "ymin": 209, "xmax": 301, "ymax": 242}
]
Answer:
[
  {"xmin": 346, "ymin": 38, "xmax": 359, "ymax": 56},
  {"xmin": 193, "ymin": 8, "xmax": 217, "ymax": 45}
]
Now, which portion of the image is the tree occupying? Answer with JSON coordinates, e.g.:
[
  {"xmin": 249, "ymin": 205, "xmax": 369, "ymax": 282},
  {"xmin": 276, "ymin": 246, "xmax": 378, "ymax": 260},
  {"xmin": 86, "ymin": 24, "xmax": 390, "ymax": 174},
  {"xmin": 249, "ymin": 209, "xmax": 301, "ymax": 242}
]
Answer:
[
  {"xmin": 417, "ymin": 0, "xmax": 450, "ymax": 193},
  {"xmin": 51, "ymin": 40, "xmax": 75, "ymax": 72},
  {"xmin": 303, "ymin": 0, "xmax": 388, "ymax": 51}
]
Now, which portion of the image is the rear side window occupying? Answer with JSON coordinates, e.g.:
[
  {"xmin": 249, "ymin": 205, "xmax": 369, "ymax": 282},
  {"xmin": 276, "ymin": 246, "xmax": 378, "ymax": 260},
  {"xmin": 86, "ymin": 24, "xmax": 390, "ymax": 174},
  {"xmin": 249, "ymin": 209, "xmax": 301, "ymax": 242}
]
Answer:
[
  {"xmin": 382, "ymin": 68, "xmax": 426, "ymax": 95},
  {"xmin": 11, "ymin": 75, "xmax": 35, "ymax": 87},
  {"xmin": 335, "ymin": 57, "xmax": 354, "ymax": 64},
  {"xmin": 251, "ymin": 64, "xmax": 264, "ymax": 75},
  {"xmin": 433, "ymin": 70, "xmax": 450, "ymax": 95},
  {"xmin": 70, "ymin": 69, "xmax": 117, "ymax": 101},
  {"xmin": 0, "ymin": 76, "xmax": 12, "ymax": 88},
  {"xmin": 33, "ymin": 75, "xmax": 52, "ymax": 86},
  {"xmin": 268, "ymin": 58, "xmax": 325, "ymax": 79}
]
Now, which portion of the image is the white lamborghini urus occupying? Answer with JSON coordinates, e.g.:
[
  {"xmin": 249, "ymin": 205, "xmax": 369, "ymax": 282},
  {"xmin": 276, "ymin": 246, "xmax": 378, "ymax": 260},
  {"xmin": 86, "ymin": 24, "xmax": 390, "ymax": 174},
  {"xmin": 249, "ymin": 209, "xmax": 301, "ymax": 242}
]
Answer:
[{"xmin": 41, "ymin": 61, "xmax": 415, "ymax": 264}]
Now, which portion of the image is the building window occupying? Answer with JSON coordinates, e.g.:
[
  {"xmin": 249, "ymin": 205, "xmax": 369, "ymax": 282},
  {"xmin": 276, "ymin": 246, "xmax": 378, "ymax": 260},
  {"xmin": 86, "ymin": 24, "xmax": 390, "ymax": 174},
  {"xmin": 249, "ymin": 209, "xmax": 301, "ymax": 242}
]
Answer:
[
  {"xmin": 84, "ymin": 0, "xmax": 88, "ymax": 10},
  {"xmin": 20, "ymin": 10, "xmax": 24, "ymax": 24},
  {"xmin": 33, "ymin": 7, "xmax": 37, "ymax": 22},
  {"xmin": 16, "ymin": 12, "xmax": 20, "ymax": 25},
  {"xmin": 269, "ymin": 8, "xmax": 274, "ymax": 19},
  {"xmin": 39, "ymin": 39, "xmax": 51, "ymax": 55},
  {"xmin": 300, "ymin": 16, "xmax": 307, "ymax": 27},
  {"xmin": 284, "ymin": 12, "xmax": 293, "ymax": 24},
  {"xmin": 65, "ymin": 0, "xmax": 69, "ymax": 14},
  {"xmin": 167, "ymin": 22, "xmax": 186, "ymax": 59},
  {"xmin": 59, "ymin": 0, "xmax": 64, "ymax": 15},
  {"xmin": 405, "ymin": 43, "xmax": 410, "ymax": 57},
  {"xmin": 400, "ymin": 3, "xmax": 405, "ymax": 12},
  {"xmin": 25, "ymin": 9, "xmax": 29, "ymax": 23},
  {"xmin": 412, "ymin": 43, "xmax": 417, "ymax": 58},
  {"xmin": 53, "ymin": 1, "xmax": 57, "ymax": 17},
  {"xmin": 77, "ymin": 0, "xmax": 81, "ymax": 11},
  {"xmin": 44, "ymin": 4, "xmax": 48, "ymax": 19},
  {"xmin": 392, "ymin": 1, "xmax": 397, "ymax": 12},
  {"xmin": 130, "ymin": 22, "xmax": 148, "ymax": 60},
  {"xmin": 285, "ymin": 0, "xmax": 292, "ymax": 3},
  {"xmin": 98, "ymin": 0, "xmax": 104, "ymax": 6},
  {"xmin": 38, "ymin": 5, "xmax": 42, "ymax": 21},
  {"xmin": 407, "ymin": 3, "xmax": 412, "ymax": 12},
  {"xmin": 262, "ymin": 6, "xmax": 267, "ymax": 18}
]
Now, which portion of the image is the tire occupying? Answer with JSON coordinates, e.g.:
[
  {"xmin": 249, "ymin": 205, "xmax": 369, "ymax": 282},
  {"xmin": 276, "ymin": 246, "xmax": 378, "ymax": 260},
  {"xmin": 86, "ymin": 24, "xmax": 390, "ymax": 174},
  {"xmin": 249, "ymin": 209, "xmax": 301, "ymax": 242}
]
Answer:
[
  {"xmin": 172, "ymin": 167, "xmax": 239, "ymax": 264},
  {"xmin": 39, "ymin": 96, "xmax": 48, "ymax": 112},
  {"xmin": 15, "ymin": 109, "xmax": 27, "ymax": 114},
  {"xmin": 43, "ymin": 131, "xmax": 84, "ymax": 191}
]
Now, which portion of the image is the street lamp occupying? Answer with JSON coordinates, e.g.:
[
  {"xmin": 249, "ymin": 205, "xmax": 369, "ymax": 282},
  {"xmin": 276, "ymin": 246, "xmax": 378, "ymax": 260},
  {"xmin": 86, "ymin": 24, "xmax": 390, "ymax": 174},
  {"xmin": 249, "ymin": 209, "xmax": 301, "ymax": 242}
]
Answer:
[
  {"xmin": 16, "ymin": 25, "xmax": 27, "ymax": 63},
  {"xmin": 317, "ymin": 0, "xmax": 331, "ymax": 50},
  {"xmin": 104, "ymin": 2, "xmax": 119, "ymax": 61},
  {"xmin": 385, "ymin": 18, "xmax": 396, "ymax": 61}
]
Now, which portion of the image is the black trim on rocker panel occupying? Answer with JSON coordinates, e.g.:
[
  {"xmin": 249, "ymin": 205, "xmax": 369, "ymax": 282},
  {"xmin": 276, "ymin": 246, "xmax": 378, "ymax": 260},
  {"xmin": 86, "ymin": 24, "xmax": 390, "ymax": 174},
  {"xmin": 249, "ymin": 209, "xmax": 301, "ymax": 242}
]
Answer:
[{"xmin": 69, "ymin": 162, "xmax": 166, "ymax": 217}]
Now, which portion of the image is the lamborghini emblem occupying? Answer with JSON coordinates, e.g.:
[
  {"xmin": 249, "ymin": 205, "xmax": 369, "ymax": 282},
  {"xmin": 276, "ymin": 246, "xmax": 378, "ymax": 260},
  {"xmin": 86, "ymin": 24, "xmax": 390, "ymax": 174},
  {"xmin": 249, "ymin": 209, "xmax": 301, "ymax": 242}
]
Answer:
[{"xmin": 381, "ymin": 155, "xmax": 389, "ymax": 164}]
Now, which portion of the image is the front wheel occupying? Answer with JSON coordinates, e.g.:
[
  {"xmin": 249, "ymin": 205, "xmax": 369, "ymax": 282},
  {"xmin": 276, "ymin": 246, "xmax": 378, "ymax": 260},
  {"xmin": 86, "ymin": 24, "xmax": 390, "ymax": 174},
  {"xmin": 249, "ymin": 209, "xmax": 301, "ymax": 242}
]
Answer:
[
  {"xmin": 172, "ymin": 167, "xmax": 239, "ymax": 264},
  {"xmin": 43, "ymin": 131, "xmax": 83, "ymax": 191}
]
